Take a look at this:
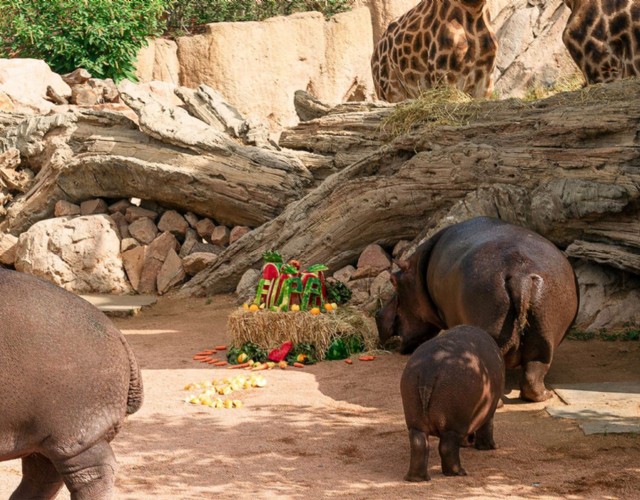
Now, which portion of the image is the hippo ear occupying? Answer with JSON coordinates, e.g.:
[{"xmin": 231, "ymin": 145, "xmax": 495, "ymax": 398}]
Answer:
[{"xmin": 393, "ymin": 259, "xmax": 410, "ymax": 273}]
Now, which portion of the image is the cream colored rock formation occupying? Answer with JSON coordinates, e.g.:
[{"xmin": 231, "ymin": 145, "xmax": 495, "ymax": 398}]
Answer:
[{"xmin": 136, "ymin": 0, "xmax": 579, "ymax": 128}]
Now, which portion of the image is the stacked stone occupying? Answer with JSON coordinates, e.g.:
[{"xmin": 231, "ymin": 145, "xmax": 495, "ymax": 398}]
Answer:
[{"xmin": 2, "ymin": 197, "xmax": 251, "ymax": 295}]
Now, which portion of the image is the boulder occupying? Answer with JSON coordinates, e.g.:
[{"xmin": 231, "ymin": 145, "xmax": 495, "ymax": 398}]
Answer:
[
  {"xmin": 54, "ymin": 200, "xmax": 81, "ymax": 217},
  {"xmin": 135, "ymin": 38, "xmax": 181, "ymax": 85},
  {"xmin": 175, "ymin": 9, "xmax": 375, "ymax": 129},
  {"xmin": 353, "ymin": 0, "xmax": 418, "ymax": 43},
  {"xmin": 108, "ymin": 199, "xmax": 133, "ymax": 214},
  {"xmin": 333, "ymin": 265, "xmax": 356, "ymax": 283},
  {"xmin": 0, "ymin": 232, "xmax": 18, "ymax": 265},
  {"xmin": 229, "ymin": 225, "xmax": 251, "ymax": 244},
  {"xmin": 179, "ymin": 228, "xmax": 199, "ymax": 257},
  {"xmin": 356, "ymin": 243, "xmax": 391, "ymax": 274},
  {"xmin": 157, "ymin": 248, "xmax": 186, "ymax": 294},
  {"xmin": 369, "ymin": 270, "xmax": 394, "ymax": 303},
  {"xmin": 110, "ymin": 212, "xmax": 130, "ymax": 239},
  {"xmin": 121, "ymin": 237, "xmax": 140, "ymax": 253},
  {"xmin": 157, "ymin": 209, "xmax": 189, "ymax": 239},
  {"xmin": 80, "ymin": 198, "xmax": 108, "ymax": 216},
  {"xmin": 184, "ymin": 212, "xmax": 199, "ymax": 229},
  {"xmin": 13, "ymin": 215, "xmax": 131, "ymax": 293},
  {"xmin": 210, "ymin": 225, "xmax": 230, "ymax": 246},
  {"xmin": 195, "ymin": 218, "xmax": 216, "ymax": 240},
  {"xmin": 71, "ymin": 84, "xmax": 100, "ymax": 106},
  {"xmin": 129, "ymin": 217, "xmax": 158, "ymax": 245},
  {"xmin": 235, "ymin": 268, "xmax": 261, "ymax": 305},
  {"xmin": 0, "ymin": 58, "xmax": 71, "ymax": 113},
  {"xmin": 490, "ymin": 0, "xmax": 581, "ymax": 98},
  {"xmin": 138, "ymin": 231, "xmax": 180, "ymax": 294},
  {"xmin": 125, "ymin": 206, "xmax": 158, "ymax": 223},
  {"xmin": 122, "ymin": 245, "xmax": 146, "ymax": 292},
  {"xmin": 574, "ymin": 260, "xmax": 640, "ymax": 330},
  {"xmin": 183, "ymin": 252, "xmax": 218, "ymax": 276}
]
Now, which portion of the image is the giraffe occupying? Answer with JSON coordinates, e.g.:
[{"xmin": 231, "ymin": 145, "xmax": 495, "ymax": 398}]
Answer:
[
  {"xmin": 370, "ymin": 0, "xmax": 498, "ymax": 103},
  {"xmin": 562, "ymin": 0, "xmax": 640, "ymax": 84}
]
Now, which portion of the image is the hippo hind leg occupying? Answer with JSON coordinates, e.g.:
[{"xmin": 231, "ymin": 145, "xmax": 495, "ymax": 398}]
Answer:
[
  {"xmin": 439, "ymin": 431, "xmax": 467, "ymax": 476},
  {"xmin": 404, "ymin": 428, "xmax": 431, "ymax": 482},
  {"xmin": 54, "ymin": 440, "xmax": 117, "ymax": 500},
  {"xmin": 10, "ymin": 453, "xmax": 64, "ymax": 500},
  {"xmin": 474, "ymin": 416, "xmax": 497, "ymax": 451},
  {"xmin": 519, "ymin": 319, "xmax": 556, "ymax": 402}
]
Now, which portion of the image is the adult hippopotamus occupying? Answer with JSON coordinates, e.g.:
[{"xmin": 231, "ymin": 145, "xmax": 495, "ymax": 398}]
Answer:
[
  {"xmin": 377, "ymin": 216, "xmax": 579, "ymax": 402},
  {"xmin": 401, "ymin": 325, "xmax": 504, "ymax": 481},
  {"xmin": 0, "ymin": 268, "xmax": 143, "ymax": 499}
]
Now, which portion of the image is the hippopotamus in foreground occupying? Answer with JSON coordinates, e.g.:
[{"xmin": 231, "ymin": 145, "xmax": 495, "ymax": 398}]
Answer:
[
  {"xmin": 0, "ymin": 268, "xmax": 143, "ymax": 499},
  {"xmin": 401, "ymin": 325, "xmax": 504, "ymax": 481},
  {"xmin": 377, "ymin": 216, "xmax": 579, "ymax": 402}
]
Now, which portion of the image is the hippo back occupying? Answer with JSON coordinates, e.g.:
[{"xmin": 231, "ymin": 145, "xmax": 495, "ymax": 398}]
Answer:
[
  {"xmin": 401, "ymin": 325, "xmax": 504, "ymax": 436},
  {"xmin": 0, "ymin": 268, "xmax": 137, "ymax": 460}
]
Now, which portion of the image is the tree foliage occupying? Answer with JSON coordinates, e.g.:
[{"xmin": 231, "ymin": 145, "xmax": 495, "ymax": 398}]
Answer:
[
  {"xmin": 0, "ymin": 0, "xmax": 167, "ymax": 81},
  {"xmin": 165, "ymin": 0, "xmax": 353, "ymax": 35}
]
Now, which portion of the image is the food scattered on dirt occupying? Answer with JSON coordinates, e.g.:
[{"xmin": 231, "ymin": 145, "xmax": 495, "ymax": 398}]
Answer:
[{"xmin": 183, "ymin": 374, "xmax": 267, "ymax": 409}]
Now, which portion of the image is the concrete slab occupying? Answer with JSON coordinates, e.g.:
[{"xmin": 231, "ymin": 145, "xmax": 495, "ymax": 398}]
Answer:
[
  {"xmin": 80, "ymin": 294, "xmax": 157, "ymax": 317},
  {"xmin": 547, "ymin": 381, "xmax": 640, "ymax": 435}
]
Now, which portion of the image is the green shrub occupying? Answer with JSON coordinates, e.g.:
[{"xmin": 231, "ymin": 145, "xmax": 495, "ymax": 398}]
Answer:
[
  {"xmin": 166, "ymin": 0, "xmax": 352, "ymax": 35},
  {"xmin": 0, "ymin": 0, "xmax": 167, "ymax": 81}
]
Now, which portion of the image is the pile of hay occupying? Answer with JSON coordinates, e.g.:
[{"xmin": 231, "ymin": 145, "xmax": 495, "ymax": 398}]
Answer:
[{"xmin": 227, "ymin": 306, "xmax": 378, "ymax": 360}]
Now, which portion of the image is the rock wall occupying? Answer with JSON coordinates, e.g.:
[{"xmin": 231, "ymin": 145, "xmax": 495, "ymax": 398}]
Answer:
[{"xmin": 136, "ymin": 0, "xmax": 580, "ymax": 128}]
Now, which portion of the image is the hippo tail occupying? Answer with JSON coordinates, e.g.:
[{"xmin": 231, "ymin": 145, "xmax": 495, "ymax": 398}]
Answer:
[
  {"xmin": 121, "ymin": 336, "xmax": 144, "ymax": 415},
  {"xmin": 507, "ymin": 273, "xmax": 544, "ymax": 334}
]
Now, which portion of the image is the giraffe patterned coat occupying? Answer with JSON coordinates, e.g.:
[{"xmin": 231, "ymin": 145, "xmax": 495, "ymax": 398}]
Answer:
[{"xmin": 371, "ymin": 0, "xmax": 497, "ymax": 102}]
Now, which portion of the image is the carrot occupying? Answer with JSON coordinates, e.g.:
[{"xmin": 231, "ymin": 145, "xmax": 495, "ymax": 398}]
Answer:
[
  {"xmin": 358, "ymin": 355, "xmax": 375, "ymax": 361},
  {"xmin": 293, "ymin": 362, "xmax": 305, "ymax": 368},
  {"xmin": 345, "ymin": 359, "xmax": 353, "ymax": 364},
  {"xmin": 251, "ymin": 364, "xmax": 268, "ymax": 371},
  {"xmin": 200, "ymin": 357, "xmax": 213, "ymax": 363},
  {"xmin": 193, "ymin": 355, "xmax": 209, "ymax": 360},
  {"xmin": 214, "ymin": 345, "xmax": 227, "ymax": 351},
  {"xmin": 207, "ymin": 359, "xmax": 221, "ymax": 364},
  {"xmin": 229, "ymin": 362, "xmax": 250, "ymax": 369},
  {"xmin": 213, "ymin": 361, "xmax": 228, "ymax": 367}
]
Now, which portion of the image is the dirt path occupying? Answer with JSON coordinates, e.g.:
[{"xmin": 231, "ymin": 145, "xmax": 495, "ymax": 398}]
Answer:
[{"xmin": 1, "ymin": 294, "xmax": 639, "ymax": 499}]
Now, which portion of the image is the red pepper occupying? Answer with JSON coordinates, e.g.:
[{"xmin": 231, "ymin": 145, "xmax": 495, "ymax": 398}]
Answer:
[{"xmin": 268, "ymin": 341, "xmax": 294, "ymax": 362}]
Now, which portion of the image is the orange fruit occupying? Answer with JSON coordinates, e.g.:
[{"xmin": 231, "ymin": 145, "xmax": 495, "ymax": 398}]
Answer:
[
  {"xmin": 324, "ymin": 303, "xmax": 333, "ymax": 312},
  {"xmin": 310, "ymin": 307, "xmax": 321, "ymax": 315},
  {"xmin": 249, "ymin": 304, "xmax": 259, "ymax": 312}
]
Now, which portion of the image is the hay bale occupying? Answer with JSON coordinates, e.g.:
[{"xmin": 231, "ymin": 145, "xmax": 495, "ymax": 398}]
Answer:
[{"xmin": 227, "ymin": 307, "xmax": 377, "ymax": 360}]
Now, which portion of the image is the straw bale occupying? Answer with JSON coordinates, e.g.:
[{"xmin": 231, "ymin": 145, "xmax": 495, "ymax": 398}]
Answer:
[{"xmin": 227, "ymin": 307, "xmax": 377, "ymax": 360}]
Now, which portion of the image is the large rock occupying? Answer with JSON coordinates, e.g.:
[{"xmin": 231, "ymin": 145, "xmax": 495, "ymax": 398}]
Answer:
[
  {"xmin": 14, "ymin": 215, "xmax": 131, "ymax": 293},
  {"xmin": 353, "ymin": 0, "xmax": 417, "ymax": 43},
  {"xmin": 0, "ymin": 59, "xmax": 71, "ymax": 113},
  {"xmin": 491, "ymin": 0, "xmax": 580, "ymax": 98},
  {"xmin": 135, "ymin": 38, "xmax": 181, "ymax": 85},
  {"xmin": 174, "ymin": 9, "xmax": 375, "ymax": 129},
  {"xmin": 0, "ymin": 232, "xmax": 17, "ymax": 265},
  {"xmin": 574, "ymin": 260, "xmax": 640, "ymax": 330}
]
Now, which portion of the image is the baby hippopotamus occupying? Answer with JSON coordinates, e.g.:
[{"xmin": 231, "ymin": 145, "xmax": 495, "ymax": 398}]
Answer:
[{"xmin": 401, "ymin": 325, "xmax": 504, "ymax": 481}]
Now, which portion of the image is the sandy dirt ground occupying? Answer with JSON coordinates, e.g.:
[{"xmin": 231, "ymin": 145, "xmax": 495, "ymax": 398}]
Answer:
[{"xmin": 1, "ymin": 294, "xmax": 639, "ymax": 499}]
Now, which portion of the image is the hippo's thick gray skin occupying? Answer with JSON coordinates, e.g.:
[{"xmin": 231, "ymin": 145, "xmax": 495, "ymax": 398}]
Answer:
[
  {"xmin": 401, "ymin": 325, "xmax": 504, "ymax": 481},
  {"xmin": 377, "ymin": 216, "xmax": 578, "ymax": 402},
  {"xmin": 0, "ymin": 268, "xmax": 143, "ymax": 499}
]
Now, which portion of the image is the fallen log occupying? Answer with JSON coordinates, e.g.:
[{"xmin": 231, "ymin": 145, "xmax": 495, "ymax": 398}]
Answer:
[
  {"xmin": 183, "ymin": 79, "xmax": 640, "ymax": 296},
  {"xmin": 0, "ymin": 85, "xmax": 314, "ymax": 234}
]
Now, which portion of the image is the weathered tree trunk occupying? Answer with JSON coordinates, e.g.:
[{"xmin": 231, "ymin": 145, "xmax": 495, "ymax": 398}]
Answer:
[
  {"xmin": 0, "ymin": 85, "xmax": 315, "ymax": 235},
  {"xmin": 183, "ymin": 79, "xmax": 640, "ymax": 296}
]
